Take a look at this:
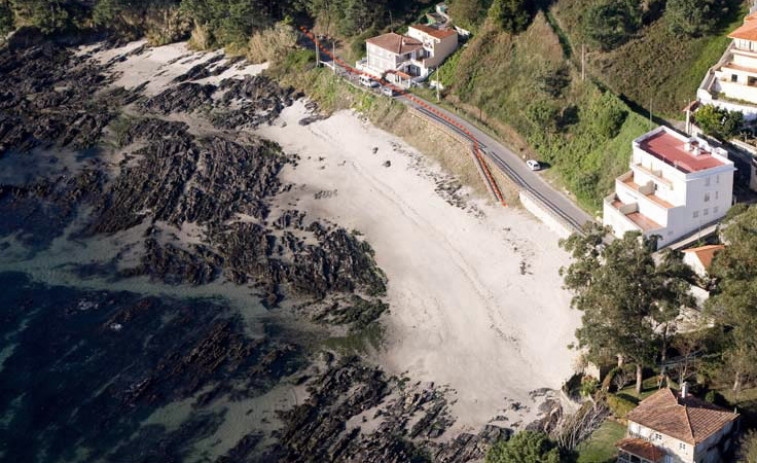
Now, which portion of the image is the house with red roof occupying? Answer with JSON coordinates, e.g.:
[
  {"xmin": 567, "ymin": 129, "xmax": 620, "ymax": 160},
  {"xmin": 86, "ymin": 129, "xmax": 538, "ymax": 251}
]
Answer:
[
  {"xmin": 682, "ymin": 244, "xmax": 725, "ymax": 278},
  {"xmin": 603, "ymin": 126, "xmax": 735, "ymax": 248},
  {"xmin": 356, "ymin": 25, "xmax": 458, "ymax": 86},
  {"xmin": 616, "ymin": 386, "xmax": 740, "ymax": 463}
]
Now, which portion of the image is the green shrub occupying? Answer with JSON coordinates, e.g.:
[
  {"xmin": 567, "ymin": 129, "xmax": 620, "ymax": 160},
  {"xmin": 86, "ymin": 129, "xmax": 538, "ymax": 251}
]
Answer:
[
  {"xmin": 487, "ymin": 0, "xmax": 533, "ymax": 34},
  {"xmin": 606, "ymin": 393, "xmax": 637, "ymax": 419},
  {"xmin": 666, "ymin": 0, "xmax": 720, "ymax": 37},
  {"xmin": 694, "ymin": 104, "xmax": 744, "ymax": 141},
  {"xmin": 486, "ymin": 431, "xmax": 561, "ymax": 463},
  {"xmin": 0, "ymin": 1, "xmax": 13, "ymax": 38},
  {"xmin": 586, "ymin": 92, "xmax": 627, "ymax": 139},
  {"xmin": 580, "ymin": 377, "xmax": 599, "ymax": 398},
  {"xmin": 582, "ymin": 0, "xmax": 642, "ymax": 51},
  {"xmin": 602, "ymin": 366, "xmax": 621, "ymax": 392}
]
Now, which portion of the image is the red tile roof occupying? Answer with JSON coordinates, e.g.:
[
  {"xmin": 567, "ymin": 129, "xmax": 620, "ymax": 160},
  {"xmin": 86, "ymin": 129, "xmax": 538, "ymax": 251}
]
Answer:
[
  {"xmin": 366, "ymin": 32, "xmax": 423, "ymax": 55},
  {"xmin": 639, "ymin": 131, "xmax": 726, "ymax": 174},
  {"xmin": 616, "ymin": 438, "xmax": 666, "ymax": 462},
  {"xmin": 626, "ymin": 388, "xmax": 739, "ymax": 445},
  {"xmin": 731, "ymin": 13, "xmax": 757, "ymax": 40},
  {"xmin": 682, "ymin": 244, "xmax": 725, "ymax": 271},
  {"xmin": 409, "ymin": 24, "xmax": 458, "ymax": 40}
]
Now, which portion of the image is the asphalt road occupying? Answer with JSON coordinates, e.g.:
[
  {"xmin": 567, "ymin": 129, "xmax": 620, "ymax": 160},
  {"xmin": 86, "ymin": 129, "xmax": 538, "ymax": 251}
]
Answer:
[
  {"xmin": 302, "ymin": 30, "xmax": 594, "ymax": 233},
  {"xmin": 401, "ymin": 96, "xmax": 595, "ymax": 232}
]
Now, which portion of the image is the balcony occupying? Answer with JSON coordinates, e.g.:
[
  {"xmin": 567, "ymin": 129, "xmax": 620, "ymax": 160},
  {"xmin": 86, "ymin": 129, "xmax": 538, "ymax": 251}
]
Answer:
[
  {"xmin": 616, "ymin": 172, "xmax": 675, "ymax": 210},
  {"xmin": 605, "ymin": 195, "xmax": 663, "ymax": 233},
  {"xmin": 632, "ymin": 163, "xmax": 673, "ymax": 188}
]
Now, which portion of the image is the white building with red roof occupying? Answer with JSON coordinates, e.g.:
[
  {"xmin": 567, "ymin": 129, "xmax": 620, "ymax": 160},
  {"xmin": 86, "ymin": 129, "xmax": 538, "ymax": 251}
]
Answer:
[
  {"xmin": 603, "ymin": 126, "xmax": 735, "ymax": 248},
  {"xmin": 357, "ymin": 25, "xmax": 458, "ymax": 85},
  {"xmin": 616, "ymin": 386, "xmax": 740, "ymax": 463},
  {"xmin": 698, "ymin": 10, "xmax": 757, "ymax": 119}
]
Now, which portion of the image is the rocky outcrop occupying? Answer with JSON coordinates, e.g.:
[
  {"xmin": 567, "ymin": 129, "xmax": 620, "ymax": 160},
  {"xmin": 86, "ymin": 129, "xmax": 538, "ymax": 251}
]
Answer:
[{"xmin": 0, "ymin": 37, "xmax": 515, "ymax": 463}]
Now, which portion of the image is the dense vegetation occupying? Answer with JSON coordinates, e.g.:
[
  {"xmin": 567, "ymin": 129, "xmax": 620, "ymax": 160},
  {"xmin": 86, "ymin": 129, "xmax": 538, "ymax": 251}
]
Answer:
[
  {"xmin": 432, "ymin": 11, "xmax": 653, "ymax": 210},
  {"xmin": 560, "ymin": 227, "xmax": 695, "ymax": 393},
  {"xmin": 553, "ymin": 0, "xmax": 746, "ymax": 116},
  {"xmin": 562, "ymin": 206, "xmax": 757, "ymax": 397},
  {"xmin": 486, "ymin": 431, "xmax": 561, "ymax": 463}
]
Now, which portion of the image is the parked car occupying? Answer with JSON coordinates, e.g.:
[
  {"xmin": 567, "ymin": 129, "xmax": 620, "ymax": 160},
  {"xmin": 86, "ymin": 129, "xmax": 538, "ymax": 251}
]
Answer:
[
  {"xmin": 359, "ymin": 75, "xmax": 379, "ymax": 88},
  {"xmin": 381, "ymin": 86, "xmax": 396, "ymax": 97},
  {"xmin": 526, "ymin": 159, "xmax": 541, "ymax": 171}
]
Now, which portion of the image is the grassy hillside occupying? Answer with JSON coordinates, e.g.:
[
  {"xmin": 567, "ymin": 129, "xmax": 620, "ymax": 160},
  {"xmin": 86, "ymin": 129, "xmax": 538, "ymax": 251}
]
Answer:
[
  {"xmin": 436, "ymin": 13, "xmax": 654, "ymax": 212},
  {"xmin": 551, "ymin": 0, "xmax": 748, "ymax": 117}
]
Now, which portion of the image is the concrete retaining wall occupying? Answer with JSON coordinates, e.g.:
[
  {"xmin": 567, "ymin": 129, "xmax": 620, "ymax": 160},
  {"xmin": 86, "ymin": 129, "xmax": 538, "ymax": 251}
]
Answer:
[{"xmin": 519, "ymin": 191, "xmax": 574, "ymax": 239}]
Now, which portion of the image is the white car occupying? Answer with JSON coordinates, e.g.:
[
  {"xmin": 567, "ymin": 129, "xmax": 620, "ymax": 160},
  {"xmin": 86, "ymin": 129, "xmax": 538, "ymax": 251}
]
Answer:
[
  {"xmin": 359, "ymin": 75, "xmax": 379, "ymax": 88},
  {"xmin": 526, "ymin": 159, "xmax": 541, "ymax": 171}
]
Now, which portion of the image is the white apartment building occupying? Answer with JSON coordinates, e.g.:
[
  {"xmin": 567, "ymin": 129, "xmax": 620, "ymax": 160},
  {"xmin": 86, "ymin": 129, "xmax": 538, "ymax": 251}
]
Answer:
[
  {"xmin": 603, "ymin": 127, "xmax": 735, "ymax": 248},
  {"xmin": 698, "ymin": 11, "xmax": 757, "ymax": 120},
  {"xmin": 357, "ymin": 25, "xmax": 458, "ymax": 85}
]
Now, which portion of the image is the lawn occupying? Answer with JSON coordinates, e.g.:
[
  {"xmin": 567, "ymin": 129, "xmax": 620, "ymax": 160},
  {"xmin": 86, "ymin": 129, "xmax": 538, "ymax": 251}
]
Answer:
[
  {"xmin": 577, "ymin": 419, "xmax": 627, "ymax": 463},
  {"xmin": 616, "ymin": 376, "xmax": 674, "ymax": 402}
]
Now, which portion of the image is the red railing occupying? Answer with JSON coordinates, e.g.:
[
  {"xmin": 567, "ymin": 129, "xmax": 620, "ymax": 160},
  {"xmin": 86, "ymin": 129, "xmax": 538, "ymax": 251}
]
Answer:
[{"xmin": 298, "ymin": 27, "xmax": 507, "ymax": 207}]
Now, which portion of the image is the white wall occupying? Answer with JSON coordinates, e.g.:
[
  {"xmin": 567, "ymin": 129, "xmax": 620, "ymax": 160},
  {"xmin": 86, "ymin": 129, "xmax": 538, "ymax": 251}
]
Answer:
[
  {"xmin": 628, "ymin": 421, "xmax": 694, "ymax": 463},
  {"xmin": 366, "ymin": 43, "xmax": 399, "ymax": 73}
]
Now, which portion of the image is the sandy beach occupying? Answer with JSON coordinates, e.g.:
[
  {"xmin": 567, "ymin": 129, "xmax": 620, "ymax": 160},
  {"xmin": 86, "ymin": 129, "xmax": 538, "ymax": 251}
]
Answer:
[
  {"xmin": 258, "ymin": 101, "xmax": 582, "ymax": 432},
  {"xmin": 74, "ymin": 40, "xmax": 582, "ymax": 434}
]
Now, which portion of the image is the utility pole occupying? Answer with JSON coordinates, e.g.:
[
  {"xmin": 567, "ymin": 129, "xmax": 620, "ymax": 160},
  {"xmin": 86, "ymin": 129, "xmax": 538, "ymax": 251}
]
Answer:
[
  {"xmin": 315, "ymin": 35, "xmax": 320, "ymax": 67},
  {"xmin": 649, "ymin": 96, "xmax": 653, "ymax": 126},
  {"xmin": 436, "ymin": 68, "xmax": 440, "ymax": 102},
  {"xmin": 581, "ymin": 43, "xmax": 585, "ymax": 82}
]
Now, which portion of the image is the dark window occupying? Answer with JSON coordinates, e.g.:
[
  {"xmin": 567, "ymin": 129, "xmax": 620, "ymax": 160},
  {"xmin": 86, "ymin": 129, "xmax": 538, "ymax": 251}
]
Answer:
[{"xmin": 732, "ymin": 74, "xmax": 739, "ymax": 82}]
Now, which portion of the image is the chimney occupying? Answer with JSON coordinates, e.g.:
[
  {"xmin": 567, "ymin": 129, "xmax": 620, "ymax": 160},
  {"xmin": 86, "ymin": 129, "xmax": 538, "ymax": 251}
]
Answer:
[
  {"xmin": 685, "ymin": 141, "xmax": 692, "ymax": 152},
  {"xmin": 681, "ymin": 382, "xmax": 689, "ymax": 399}
]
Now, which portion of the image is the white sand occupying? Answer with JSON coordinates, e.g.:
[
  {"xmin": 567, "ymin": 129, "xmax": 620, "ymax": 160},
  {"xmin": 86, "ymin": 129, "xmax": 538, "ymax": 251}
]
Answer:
[
  {"xmin": 78, "ymin": 39, "xmax": 582, "ymax": 434},
  {"xmin": 87, "ymin": 40, "xmax": 268, "ymax": 96},
  {"xmin": 258, "ymin": 101, "xmax": 582, "ymax": 432}
]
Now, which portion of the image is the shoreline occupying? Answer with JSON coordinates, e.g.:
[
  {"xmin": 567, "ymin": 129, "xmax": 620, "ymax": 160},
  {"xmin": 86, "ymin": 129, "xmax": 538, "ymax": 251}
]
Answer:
[{"xmin": 257, "ymin": 99, "xmax": 581, "ymax": 432}]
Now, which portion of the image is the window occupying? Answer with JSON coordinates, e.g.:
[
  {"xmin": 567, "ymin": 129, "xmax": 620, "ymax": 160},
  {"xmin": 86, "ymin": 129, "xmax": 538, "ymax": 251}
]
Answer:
[
  {"xmin": 705, "ymin": 193, "xmax": 710, "ymax": 202},
  {"xmin": 716, "ymin": 191, "xmax": 719, "ymax": 200},
  {"xmin": 714, "ymin": 206, "xmax": 719, "ymax": 214},
  {"xmin": 717, "ymin": 175, "xmax": 720, "ymax": 184},
  {"xmin": 705, "ymin": 177, "xmax": 711, "ymax": 187},
  {"xmin": 693, "ymin": 211, "xmax": 699, "ymax": 218},
  {"xmin": 653, "ymin": 433, "xmax": 662, "ymax": 441},
  {"xmin": 679, "ymin": 442, "xmax": 686, "ymax": 451},
  {"xmin": 732, "ymin": 74, "xmax": 739, "ymax": 82},
  {"xmin": 704, "ymin": 208, "xmax": 709, "ymax": 216}
]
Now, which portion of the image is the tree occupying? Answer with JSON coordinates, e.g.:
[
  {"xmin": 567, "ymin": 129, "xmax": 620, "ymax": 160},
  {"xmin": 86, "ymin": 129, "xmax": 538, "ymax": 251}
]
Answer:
[
  {"xmin": 666, "ymin": 0, "xmax": 719, "ymax": 37},
  {"xmin": 9, "ymin": 0, "xmax": 88, "ymax": 34},
  {"xmin": 694, "ymin": 104, "xmax": 743, "ymax": 141},
  {"xmin": 707, "ymin": 205, "xmax": 757, "ymax": 392},
  {"xmin": 582, "ymin": 0, "xmax": 641, "ymax": 51},
  {"xmin": 0, "ymin": 1, "xmax": 13, "ymax": 39},
  {"xmin": 560, "ymin": 225, "xmax": 693, "ymax": 394},
  {"xmin": 740, "ymin": 430, "xmax": 757, "ymax": 463},
  {"xmin": 180, "ymin": 0, "xmax": 277, "ymax": 47},
  {"xmin": 488, "ymin": 0, "xmax": 532, "ymax": 34},
  {"xmin": 448, "ymin": 0, "xmax": 488, "ymax": 32},
  {"xmin": 586, "ymin": 91, "xmax": 628, "ymax": 139},
  {"xmin": 486, "ymin": 431, "xmax": 561, "ymax": 463}
]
